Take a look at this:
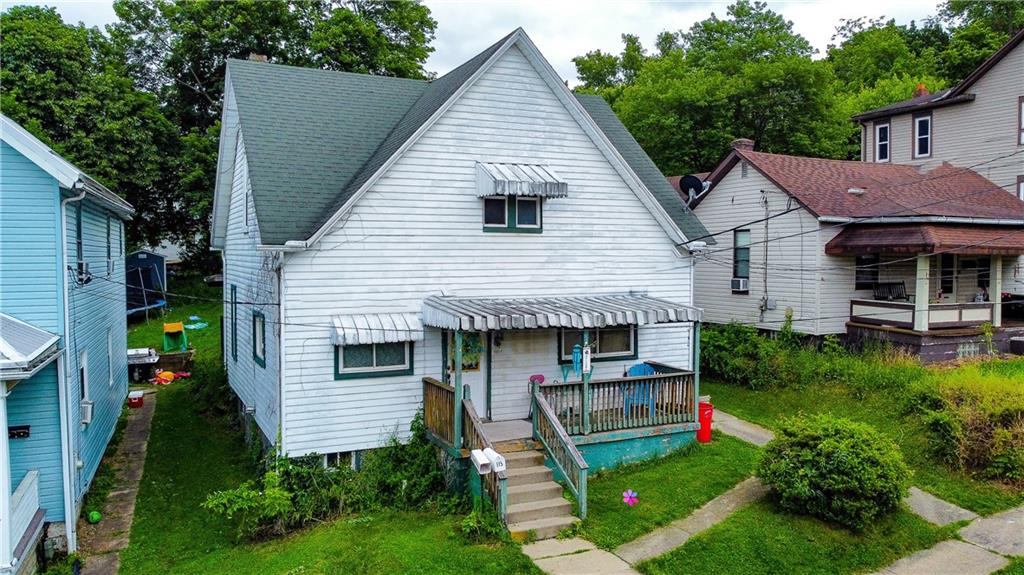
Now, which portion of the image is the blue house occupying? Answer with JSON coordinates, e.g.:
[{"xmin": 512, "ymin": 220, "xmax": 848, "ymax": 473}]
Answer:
[{"xmin": 0, "ymin": 115, "xmax": 132, "ymax": 572}]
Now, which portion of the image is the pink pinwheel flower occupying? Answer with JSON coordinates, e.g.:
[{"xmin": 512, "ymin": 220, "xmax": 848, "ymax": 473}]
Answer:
[{"xmin": 622, "ymin": 489, "xmax": 638, "ymax": 507}]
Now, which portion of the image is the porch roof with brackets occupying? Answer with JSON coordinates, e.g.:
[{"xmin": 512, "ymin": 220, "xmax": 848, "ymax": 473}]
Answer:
[{"xmin": 421, "ymin": 294, "xmax": 702, "ymax": 332}]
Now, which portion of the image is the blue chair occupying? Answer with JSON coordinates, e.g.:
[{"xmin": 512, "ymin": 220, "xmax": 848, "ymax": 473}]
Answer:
[{"xmin": 623, "ymin": 363, "xmax": 658, "ymax": 418}]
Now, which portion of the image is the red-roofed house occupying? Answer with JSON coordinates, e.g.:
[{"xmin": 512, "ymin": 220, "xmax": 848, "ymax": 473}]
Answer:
[{"xmin": 682, "ymin": 139, "xmax": 1024, "ymax": 361}]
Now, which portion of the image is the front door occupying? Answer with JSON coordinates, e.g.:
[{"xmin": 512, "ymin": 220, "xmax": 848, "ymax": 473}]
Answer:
[
  {"xmin": 448, "ymin": 331, "xmax": 487, "ymax": 417},
  {"xmin": 938, "ymin": 254, "xmax": 957, "ymax": 302}
]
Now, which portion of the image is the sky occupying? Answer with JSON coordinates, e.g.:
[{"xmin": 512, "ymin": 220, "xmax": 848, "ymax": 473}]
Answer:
[{"xmin": 7, "ymin": 0, "xmax": 942, "ymax": 83}]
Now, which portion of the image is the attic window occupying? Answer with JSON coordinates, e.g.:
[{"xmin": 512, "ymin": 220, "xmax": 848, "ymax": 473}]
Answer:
[
  {"xmin": 482, "ymin": 196, "xmax": 542, "ymax": 233},
  {"xmin": 741, "ymin": 161, "xmax": 748, "ymax": 178}
]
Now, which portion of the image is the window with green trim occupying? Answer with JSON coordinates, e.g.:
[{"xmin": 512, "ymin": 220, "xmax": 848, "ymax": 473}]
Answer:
[
  {"xmin": 252, "ymin": 309, "xmax": 265, "ymax": 368},
  {"xmin": 230, "ymin": 285, "xmax": 238, "ymax": 362},
  {"xmin": 482, "ymin": 196, "xmax": 542, "ymax": 233},
  {"xmin": 558, "ymin": 327, "xmax": 636, "ymax": 363},
  {"xmin": 335, "ymin": 342, "xmax": 413, "ymax": 379}
]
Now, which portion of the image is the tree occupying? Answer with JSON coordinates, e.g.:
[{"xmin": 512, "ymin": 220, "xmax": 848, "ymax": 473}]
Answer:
[
  {"xmin": 827, "ymin": 20, "xmax": 941, "ymax": 90},
  {"xmin": 939, "ymin": 20, "xmax": 1010, "ymax": 83},
  {"xmin": 0, "ymin": 6, "xmax": 180, "ymax": 249},
  {"xmin": 107, "ymin": 0, "xmax": 437, "ymax": 264},
  {"xmin": 941, "ymin": 0, "xmax": 1024, "ymax": 36}
]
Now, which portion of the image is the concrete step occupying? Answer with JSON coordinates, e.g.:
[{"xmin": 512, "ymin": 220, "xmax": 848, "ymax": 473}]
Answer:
[
  {"xmin": 509, "ymin": 515, "xmax": 579, "ymax": 542},
  {"xmin": 507, "ymin": 497, "xmax": 573, "ymax": 524},
  {"xmin": 508, "ymin": 481, "xmax": 564, "ymax": 505},
  {"xmin": 506, "ymin": 465, "xmax": 552, "ymax": 487},
  {"xmin": 504, "ymin": 450, "xmax": 545, "ymax": 469}
]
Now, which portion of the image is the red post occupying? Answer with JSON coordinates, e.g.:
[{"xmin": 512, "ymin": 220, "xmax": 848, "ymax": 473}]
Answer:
[{"xmin": 698, "ymin": 400, "xmax": 713, "ymax": 443}]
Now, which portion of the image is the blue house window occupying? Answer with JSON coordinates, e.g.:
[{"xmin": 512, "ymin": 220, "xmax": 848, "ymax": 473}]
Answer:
[
  {"xmin": 231, "ymin": 285, "xmax": 237, "ymax": 362},
  {"xmin": 106, "ymin": 214, "xmax": 112, "ymax": 275},
  {"xmin": 252, "ymin": 310, "xmax": 266, "ymax": 368}
]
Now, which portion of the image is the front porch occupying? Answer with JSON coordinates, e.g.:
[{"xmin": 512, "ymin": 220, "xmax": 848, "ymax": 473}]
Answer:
[
  {"xmin": 825, "ymin": 224, "xmax": 1024, "ymax": 360},
  {"xmin": 417, "ymin": 293, "xmax": 702, "ymax": 538}
]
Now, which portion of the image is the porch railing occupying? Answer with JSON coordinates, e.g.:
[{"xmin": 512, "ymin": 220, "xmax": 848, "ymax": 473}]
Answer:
[
  {"xmin": 423, "ymin": 377, "xmax": 455, "ymax": 446},
  {"xmin": 532, "ymin": 390, "xmax": 589, "ymax": 519},
  {"xmin": 10, "ymin": 470, "xmax": 39, "ymax": 552},
  {"xmin": 850, "ymin": 299, "xmax": 995, "ymax": 330},
  {"xmin": 462, "ymin": 398, "xmax": 509, "ymax": 524},
  {"xmin": 540, "ymin": 364, "xmax": 696, "ymax": 434}
]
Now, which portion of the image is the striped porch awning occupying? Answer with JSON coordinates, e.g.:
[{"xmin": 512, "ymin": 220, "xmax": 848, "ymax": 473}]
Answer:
[
  {"xmin": 422, "ymin": 294, "xmax": 701, "ymax": 331},
  {"xmin": 330, "ymin": 313, "xmax": 424, "ymax": 346},
  {"xmin": 475, "ymin": 162, "xmax": 568, "ymax": 198},
  {"xmin": 0, "ymin": 313, "xmax": 61, "ymax": 380}
]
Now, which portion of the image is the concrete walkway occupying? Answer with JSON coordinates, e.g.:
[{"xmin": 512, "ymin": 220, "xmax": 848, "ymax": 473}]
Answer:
[
  {"xmin": 524, "ymin": 537, "xmax": 639, "ymax": 575},
  {"xmin": 78, "ymin": 390, "xmax": 158, "ymax": 575},
  {"xmin": 712, "ymin": 410, "xmax": 774, "ymax": 446},
  {"xmin": 614, "ymin": 477, "xmax": 770, "ymax": 565},
  {"xmin": 904, "ymin": 487, "xmax": 978, "ymax": 526}
]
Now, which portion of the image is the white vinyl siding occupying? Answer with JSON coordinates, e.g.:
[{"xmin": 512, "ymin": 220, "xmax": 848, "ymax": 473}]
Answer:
[
  {"xmin": 222, "ymin": 128, "xmax": 280, "ymax": 442},
  {"xmin": 278, "ymin": 44, "xmax": 694, "ymax": 455},
  {"xmin": 693, "ymin": 167, "xmax": 822, "ymax": 334}
]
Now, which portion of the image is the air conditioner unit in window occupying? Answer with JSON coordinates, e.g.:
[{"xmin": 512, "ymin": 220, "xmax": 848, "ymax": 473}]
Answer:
[
  {"xmin": 80, "ymin": 400, "xmax": 94, "ymax": 425},
  {"xmin": 731, "ymin": 278, "xmax": 749, "ymax": 292},
  {"xmin": 76, "ymin": 261, "xmax": 92, "ymax": 285}
]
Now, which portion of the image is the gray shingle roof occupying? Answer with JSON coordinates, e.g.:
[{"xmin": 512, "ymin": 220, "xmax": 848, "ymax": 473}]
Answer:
[
  {"xmin": 574, "ymin": 94, "xmax": 713, "ymax": 244},
  {"xmin": 228, "ymin": 30, "xmax": 710, "ymax": 245}
]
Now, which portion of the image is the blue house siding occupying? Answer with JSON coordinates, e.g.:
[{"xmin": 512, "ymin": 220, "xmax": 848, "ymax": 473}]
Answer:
[
  {"xmin": 0, "ymin": 141, "xmax": 63, "ymax": 335},
  {"xmin": 64, "ymin": 197, "xmax": 129, "ymax": 501},
  {"xmin": 6, "ymin": 363, "xmax": 65, "ymax": 521}
]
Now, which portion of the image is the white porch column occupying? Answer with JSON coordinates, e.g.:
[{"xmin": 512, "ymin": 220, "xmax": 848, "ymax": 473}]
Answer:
[
  {"xmin": 914, "ymin": 254, "xmax": 930, "ymax": 332},
  {"xmin": 992, "ymin": 255, "xmax": 1003, "ymax": 328},
  {"xmin": 0, "ymin": 390, "xmax": 12, "ymax": 570}
]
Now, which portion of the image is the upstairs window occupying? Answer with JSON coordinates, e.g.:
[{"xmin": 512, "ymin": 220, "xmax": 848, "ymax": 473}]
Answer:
[
  {"xmin": 874, "ymin": 122, "xmax": 890, "ymax": 162},
  {"xmin": 335, "ymin": 342, "xmax": 413, "ymax": 379},
  {"xmin": 732, "ymin": 230, "xmax": 751, "ymax": 293},
  {"xmin": 1018, "ymin": 96, "xmax": 1023, "ymax": 145},
  {"xmin": 855, "ymin": 254, "xmax": 880, "ymax": 290},
  {"xmin": 1018, "ymin": 175, "xmax": 1024, "ymax": 201},
  {"xmin": 252, "ymin": 310, "xmax": 265, "ymax": 368},
  {"xmin": 914, "ymin": 114, "xmax": 932, "ymax": 158},
  {"xmin": 482, "ymin": 196, "xmax": 542, "ymax": 233},
  {"xmin": 106, "ymin": 214, "xmax": 113, "ymax": 275}
]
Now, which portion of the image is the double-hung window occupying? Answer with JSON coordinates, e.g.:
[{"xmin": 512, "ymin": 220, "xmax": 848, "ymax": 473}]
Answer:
[
  {"xmin": 732, "ymin": 230, "xmax": 751, "ymax": 293},
  {"xmin": 230, "ymin": 285, "xmax": 238, "ymax": 362},
  {"xmin": 252, "ymin": 309, "xmax": 265, "ymax": 368},
  {"xmin": 335, "ymin": 342, "xmax": 413, "ymax": 379},
  {"xmin": 855, "ymin": 254, "xmax": 880, "ymax": 290},
  {"xmin": 914, "ymin": 113, "xmax": 932, "ymax": 158},
  {"xmin": 1018, "ymin": 96, "xmax": 1024, "ymax": 146},
  {"xmin": 874, "ymin": 121, "xmax": 890, "ymax": 162},
  {"xmin": 559, "ymin": 327, "xmax": 636, "ymax": 363},
  {"xmin": 1018, "ymin": 175, "xmax": 1024, "ymax": 201},
  {"xmin": 482, "ymin": 196, "xmax": 542, "ymax": 233},
  {"xmin": 107, "ymin": 328, "xmax": 114, "ymax": 387}
]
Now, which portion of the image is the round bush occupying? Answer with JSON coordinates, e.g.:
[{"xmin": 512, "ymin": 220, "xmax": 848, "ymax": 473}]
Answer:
[{"xmin": 758, "ymin": 414, "xmax": 910, "ymax": 531}]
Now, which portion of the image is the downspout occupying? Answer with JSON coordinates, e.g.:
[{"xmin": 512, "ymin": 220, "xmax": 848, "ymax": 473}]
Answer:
[
  {"xmin": 58, "ymin": 183, "xmax": 86, "ymax": 553},
  {"xmin": 1, "ymin": 387, "xmax": 12, "ymax": 571},
  {"xmin": 277, "ymin": 261, "xmax": 287, "ymax": 456}
]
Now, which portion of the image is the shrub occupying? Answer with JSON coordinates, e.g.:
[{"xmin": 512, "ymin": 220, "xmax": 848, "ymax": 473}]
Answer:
[
  {"xmin": 758, "ymin": 414, "xmax": 910, "ymax": 531},
  {"xmin": 187, "ymin": 361, "xmax": 234, "ymax": 415},
  {"xmin": 915, "ymin": 360, "xmax": 1024, "ymax": 485},
  {"xmin": 352, "ymin": 411, "xmax": 446, "ymax": 509},
  {"xmin": 202, "ymin": 470, "xmax": 295, "ymax": 539}
]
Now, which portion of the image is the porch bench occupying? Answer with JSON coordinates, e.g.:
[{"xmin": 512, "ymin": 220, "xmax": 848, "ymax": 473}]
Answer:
[{"xmin": 873, "ymin": 281, "xmax": 909, "ymax": 302}]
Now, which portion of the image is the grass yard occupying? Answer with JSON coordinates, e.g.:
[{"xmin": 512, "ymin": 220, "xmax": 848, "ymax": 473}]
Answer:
[
  {"xmin": 704, "ymin": 380, "xmax": 1023, "ymax": 515},
  {"xmin": 579, "ymin": 432, "xmax": 761, "ymax": 549},
  {"xmin": 127, "ymin": 277, "xmax": 223, "ymax": 364},
  {"xmin": 638, "ymin": 500, "xmax": 958, "ymax": 575},
  {"xmin": 119, "ymin": 287, "xmax": 539, "ymax": 575}
]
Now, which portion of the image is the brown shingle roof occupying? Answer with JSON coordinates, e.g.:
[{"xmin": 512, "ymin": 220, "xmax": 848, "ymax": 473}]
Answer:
[
  {"xmin": 704, "ymin": 149, "xmax": 1024, "ymax": 221},
  {"xmin": 825, "ymin": 224, "xmax": 1024, "ymax": 256}
]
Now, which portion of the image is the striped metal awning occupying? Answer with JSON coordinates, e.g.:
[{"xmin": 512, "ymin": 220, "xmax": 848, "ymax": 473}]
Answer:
[
  {"xmin": 330, "ymin": 313, "xmax": 424, "ymax": 346},
  {"xmin": 0, "ymin": 313, "xmax": 61, "ymax": 380},
  {"xmin": 422, "ymin": 294, "xmax": 701, "ymax": 331},
  {"xmin": 476, "ymin": 162, "xmax": 568, "ymax": 198}
]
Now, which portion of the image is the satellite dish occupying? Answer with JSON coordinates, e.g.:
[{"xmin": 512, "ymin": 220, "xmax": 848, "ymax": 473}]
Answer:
[{"xmin": 679, "ymin": 174, "xmax": 705, "ymax": 203}]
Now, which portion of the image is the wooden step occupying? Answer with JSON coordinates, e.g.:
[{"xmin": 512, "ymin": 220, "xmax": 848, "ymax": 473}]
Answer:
[
  {"xmin": 508, "ymin": 515, "xmax": 579, "ymax": 542},
  {"xmin": 503, "ymin": 450, "xmax": 545, "ymax": 469},
  {"xmin": 506, "ymin": 465, "xmax": 552, "ymax": 487},
  {"xmin": 494, "ymin": 438, "xmax": 540, "ymax": 453},
  {"xmin": 507, "ymin": 481, "xmax": 564, "ymax": 505},
  {"xmin": 507, "ymin": 497, "xmax": 573, "ymax": 524}
]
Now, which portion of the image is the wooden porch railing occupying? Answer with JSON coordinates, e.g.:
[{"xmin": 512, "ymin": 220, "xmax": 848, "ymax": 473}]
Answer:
[
  {"xmin": 462, "ymin": 398, "xmax": 509, "ymax": 524},
  {"xmin": 423, "ymin": 377, "xmax": 455, "ymax": 446},
  {"xmin": 532, "ymin": 390, "xmax": 589, "ymax": 519},
  {"xmin": 850, "ymin": 299, "xmax": 996, "ymax": 330},
  {"xmin": 540, "ymin": 365, "xmax": 696, "ymax": 434}
]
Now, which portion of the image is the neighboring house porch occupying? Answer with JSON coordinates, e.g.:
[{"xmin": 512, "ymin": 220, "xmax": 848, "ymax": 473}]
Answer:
[
  {"xmin": 827, "ymin": 224, "xmax": 1024, "ymax": 361},
  {"xmin": 414, "ymin": 294, "xmax": 702, "ymax": 538},
  {"xmin": 0, "ymin": 314, "xmax": 58, "ymax": 574}
]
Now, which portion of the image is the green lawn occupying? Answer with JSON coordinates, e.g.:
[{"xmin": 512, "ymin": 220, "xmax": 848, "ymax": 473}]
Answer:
[
  {"xmin": 579, "ymin": 432, "xmax": 761, "ymax": 549},
  {"xmin": 119, "ymin": 290, "xmax": 539, "ymax": 575},
  {"xmin": 639, "ymin": 501, "xmax": 958, "ymax": 575},
  {"xmin": 704, "ymin": 380, "xmax": 1023, "ymax": 515},
  {"xmin": 127, "ymin": 278, "xmax": 223, "ymax": 364}
]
